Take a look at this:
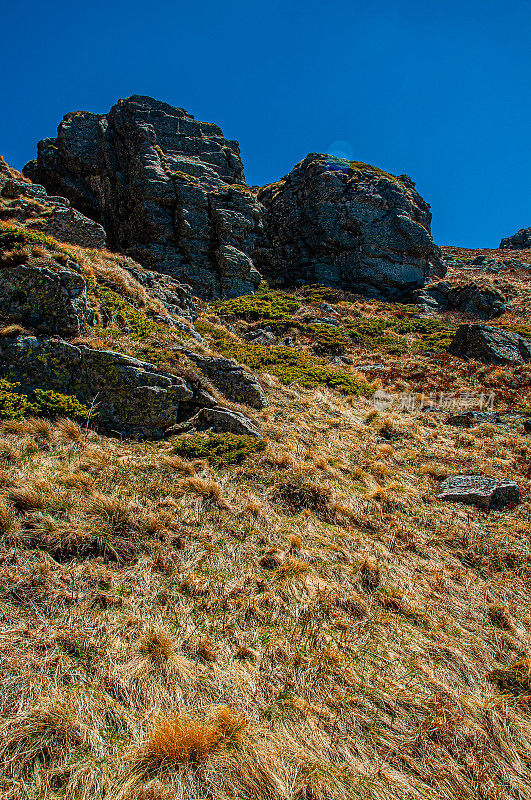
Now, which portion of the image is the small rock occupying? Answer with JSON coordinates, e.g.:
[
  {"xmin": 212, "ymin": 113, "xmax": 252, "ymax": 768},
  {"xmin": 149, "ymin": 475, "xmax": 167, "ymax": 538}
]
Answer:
[
  {"xmin": 438, "ymin": 475, "xmax": 519, "ymax": 510},
  {"xmin": 166, "ymin": 406, "xmax": 261, "ymax": 438},
  {"xmin": 524, "ymin": 420, "xmax": 531, "ymax": 434},
  {"xmin": 175, "ymin": 349, "xmax": 268, "ymax": 409},
  {"xmin": 446, "ymin": 411, "xmax": 500, "ymax": 427}
]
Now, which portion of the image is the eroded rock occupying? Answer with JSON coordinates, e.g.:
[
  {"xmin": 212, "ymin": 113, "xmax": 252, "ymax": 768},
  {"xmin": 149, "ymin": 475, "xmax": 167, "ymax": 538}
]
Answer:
[
  {"xmin": 0, "ymin": 258, "xmax": 90, "ymax": 335},
  {"xmin": 257, "ymin": 154, "xmax": 444, "ymax": 299},
  {"xmin": 448, "ymin": 324, "xmax": 531, "ymax": 364},
  {"xmin": 500, "ymin": 227, "xmax": 531, "ymax": 250},
  {"xmin": 166, "ymin": 406, "xmax": 261, "ymax": 437},
  {"xmin": 411, "ymin": 281, "xmax": 506, "ymax": 319},
  {"xmin": 24, "ymin": 95, "xmax": 264, "ymax": 299},
  {"xmin": 174, "ymin": 348, "xmax": 268, "ymax": 409}
]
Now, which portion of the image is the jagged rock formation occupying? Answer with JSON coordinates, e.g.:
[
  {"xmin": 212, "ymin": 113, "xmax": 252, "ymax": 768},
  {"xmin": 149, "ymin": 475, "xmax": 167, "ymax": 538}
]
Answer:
[
  {"xmin": 0, "ymin": 159, "xmax": 107, "ymax": 249},
  {"xmin": 500, "ymin": 227, "xmax": 531, "ymax": 250},
  {"xmin": 23, "ymin": 96, "xmax": 263, "ymax": 299},
  {"xmin": 0, "ymin": 258, "xmax": 91, "ymax": 336},
  {"xmin": 448, "ymin": 324, "xmax": 531, "ymax": 364},
  {"xmin": 257, "ymin": 154, "xmax": 445, "ymax": 299}
]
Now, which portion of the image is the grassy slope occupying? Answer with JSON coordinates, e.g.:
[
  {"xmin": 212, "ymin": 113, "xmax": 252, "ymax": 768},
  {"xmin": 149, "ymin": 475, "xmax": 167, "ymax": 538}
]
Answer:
[{"xmin": 1, "ymin": 204, "xmax": 531, "ymax": 798}]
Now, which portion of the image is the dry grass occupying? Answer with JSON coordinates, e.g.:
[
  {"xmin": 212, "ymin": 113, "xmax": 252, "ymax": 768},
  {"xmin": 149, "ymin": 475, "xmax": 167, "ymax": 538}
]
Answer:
[{"xmin": 1, "ymin": 250, "xmax": 531, "ymax": 799}]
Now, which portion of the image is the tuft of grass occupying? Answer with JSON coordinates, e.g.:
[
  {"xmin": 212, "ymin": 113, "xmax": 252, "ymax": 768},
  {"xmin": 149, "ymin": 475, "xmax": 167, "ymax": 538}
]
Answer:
[{"xmin": 139, "ymin": 627, "xmax": 175, "ymax": 662}]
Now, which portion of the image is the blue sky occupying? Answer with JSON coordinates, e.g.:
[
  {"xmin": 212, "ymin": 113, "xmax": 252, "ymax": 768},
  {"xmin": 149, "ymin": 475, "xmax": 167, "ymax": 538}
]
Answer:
[{"xmin": 2, "ymin": 0, "xmax": 531, "ymax": 247}]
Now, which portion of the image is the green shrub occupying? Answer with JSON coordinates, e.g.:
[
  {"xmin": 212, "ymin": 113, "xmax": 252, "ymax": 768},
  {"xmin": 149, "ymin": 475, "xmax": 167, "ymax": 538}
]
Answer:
[
  {"xmin": 173, "ymin": 432, "xmax": 266, "ymax": 466},
  {"xmin": 196, "ymin": 321, "xmax": 372, "ymax": 396},
  {"xmin": 214, "ymin": 285, "xmax": 300, "ymax": 323},
  {"xmin": 0, "ymin": 225, "xmax": 61, "ymax": 252},
  {"xmin": 0, "ymin": 379, "xmax": 89, "ymax": 421}
]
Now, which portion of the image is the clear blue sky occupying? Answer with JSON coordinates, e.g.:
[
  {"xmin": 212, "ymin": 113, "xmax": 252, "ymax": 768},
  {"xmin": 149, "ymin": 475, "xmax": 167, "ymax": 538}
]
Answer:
[{"xmin": 2, "ymin": 0, "xmax": 531, "ymax": 247}]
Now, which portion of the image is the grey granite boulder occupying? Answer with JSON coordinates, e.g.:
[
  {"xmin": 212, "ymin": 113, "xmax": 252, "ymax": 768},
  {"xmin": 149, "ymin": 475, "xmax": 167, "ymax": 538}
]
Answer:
[
  {"xmin": 0, "ymin": 335, "xmax": 213, "ymax": 439},
  {"xmin": 166, "ymin": 406, "xmax": 261, "ymax": 437},
  {"xmin": 448, "ymin": 324, "xmax": 531, "ymax": 364},
  {"xmin": 411, "ymin": 281, "xmax": 506, "ymax": 319},
  {"xmin": 438, "ymin": 475, "xmax": 519, "ymax": 509},
  {"xmin": 257, "ymin": 154, "xmax": 445, "ymax": 299},
  {"xmin": 173, "ymin": 348, "xmax": 268, "ymax": 409},
  {"xmin": 500, "ymin": 227, "xmax": 531, "ymax": 250},
  {"xmin": 0, "ymin": 259, "xmax": 90, "ymax": 336},
  {"xmin": 24, "ymin": 95, "xmax": 264, "ymax": 299}
]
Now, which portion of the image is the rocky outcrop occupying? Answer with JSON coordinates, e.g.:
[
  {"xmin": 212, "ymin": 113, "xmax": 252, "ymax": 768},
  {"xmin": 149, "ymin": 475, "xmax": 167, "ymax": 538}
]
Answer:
[
  {"xmin": 0, "ymin": 258, "xmax": 91, "ymax": 335},
  {"xmin": 0, "ymin": 335, "xmax": 220, "ymax": 438},
  {"xmin": 500, "ymin": 228, "xmax": 531, "ymax": 250},
  {"xmin": 257, "ymin": 154, "xmax": 445, "ymax": 299},
  {"xmin": 448, "ymin": 324, "xmax": 531, "ymax": 365},
  {"xmin": 173, "ymin": 348, "xmax": 268, "ymax": 409},
  {"xmin": 438, "ymin": 475, "xmax": 519, "ymax": 509},
  {"xmin": 1, "ymin": 175, "xmax": 107, "ymax": 249},
  {"xmin": 412, "ymin": 280, "xmax": 506, "ymax": 319},
  {"xmin": 23, "ymin": 95, "xmax": 263, "ymax": 299}
]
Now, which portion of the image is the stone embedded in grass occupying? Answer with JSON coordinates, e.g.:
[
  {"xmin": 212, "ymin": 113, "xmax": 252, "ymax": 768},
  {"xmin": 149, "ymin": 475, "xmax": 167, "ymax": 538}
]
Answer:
[
  {"xmin": 438, "ymin": 475, "xmax": 520, "ymax": 510},
  {"xmin": 446, "ymin": 411, "xmax": 500, "ymax": 428},
  {"xmin": 173, "ymin": 348, "xmax": 268, "ymax": 409},
  {"xmin": 166, "ymin": 407, "xmax": 261, "ymax": 438}
]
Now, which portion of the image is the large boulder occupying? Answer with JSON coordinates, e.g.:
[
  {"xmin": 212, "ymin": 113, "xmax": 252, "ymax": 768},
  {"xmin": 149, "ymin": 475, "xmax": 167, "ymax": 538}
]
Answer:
[
  {"xmin": 500, "ymin": 228, "xmax": 531, "ymax": 250},
  {"xmin": 256, "ymin": 154, "xmax": 445, "ymax": 299},
  {"xmin": 0, "ymin": 336, "xmax": 218, "ymax": 439},
  {"xmin": 448, "ymin": 324, "xmax": 531, "ymax": 365},
  {"xmin": 23, "ymin": 95, "xmax": 264, "ymax": 299},
  {"xmin": 0, "ymin": 258, "xmax": 90, "ymax": 335}
]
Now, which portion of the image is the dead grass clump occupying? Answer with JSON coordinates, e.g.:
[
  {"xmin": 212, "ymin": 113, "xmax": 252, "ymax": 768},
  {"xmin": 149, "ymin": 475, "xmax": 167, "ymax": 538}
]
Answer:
[
  {"xmin": 359, "ymin": 558, "xmax": 381, "ymax": 592},
  {"xmin": 55, "ymin": 417, "xmax": 84, "ymax": 443},
  {"xmin": 419, "ymin": 462, "xmax": 449, "ymax": 480},
  {"xmin": 0, "ymin": 497, "xmax": 15, "ymax": 533},
  {"xmin": 85, "ymin": 492, "xmax": 136, "ymax": 532},
  {"xmin": 0, "ymin": 439, "xmax": 18, "ymax": 463},
  {"xmin": 133, "ymin": 707, "xmax": 243, "ymax": 770},
  {"xmin": 6, "ymin": 484, "xmax": 47, "ymax": 511},
  {"xmin": 179, "ymin": 477, "xmax": 223, "ymax": 502},
  {"xmin": 487, "ymin": 602, "xmax": 513, "ymax": 631},
  {"xmin": 159, "ymin": 454, "xmax": 195, "ymax": 475},
  {"xmin": 131, "ymin": 781, "xmax": 175, "ymax": 800},
  {"xmin": 273, "ymin": 472, "xmax": 333, "ymax": 518},
  {"xmin": 488, "ymin": 659, "xmax": 531, "ymax": 694},
  {"xmin": 138, "ymin": 627, "xmax": 175, "ymax": 662}
]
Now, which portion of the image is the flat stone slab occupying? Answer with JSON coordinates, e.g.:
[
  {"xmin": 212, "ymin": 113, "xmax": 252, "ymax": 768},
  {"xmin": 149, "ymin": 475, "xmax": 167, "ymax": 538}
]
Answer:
[{"xmin": 438, "ymin": 475, "xmax": 519, "ymax": 510}]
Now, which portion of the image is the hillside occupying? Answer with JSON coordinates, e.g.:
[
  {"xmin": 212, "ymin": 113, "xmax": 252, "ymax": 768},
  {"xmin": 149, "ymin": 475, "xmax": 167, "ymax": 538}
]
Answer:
[{"xmin": 1, "ymin": 103, "xmax": 531, "ymax": 800}]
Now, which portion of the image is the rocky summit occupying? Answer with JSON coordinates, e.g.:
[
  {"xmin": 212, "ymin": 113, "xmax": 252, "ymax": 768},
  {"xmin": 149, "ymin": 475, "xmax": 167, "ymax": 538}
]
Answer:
[
  {"xmin": 24, "ymin": 96, "xmax": 264, "ymax": 299},
  {"xmin": 24, "ymin": 98, "xmax": 445, "ymax": 300},
  {"xmin": 500, "ymin": 226, "xmax": 531, "ymax": 250},
  {"xmin": 257, "ymin": 154, "xmax": 445, "ymax": 299}
]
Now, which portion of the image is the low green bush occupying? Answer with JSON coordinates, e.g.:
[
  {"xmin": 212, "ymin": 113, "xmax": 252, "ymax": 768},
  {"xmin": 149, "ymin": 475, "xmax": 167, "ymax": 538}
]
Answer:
[
  {"xmin": 0, "ymin": 379, "xmax": 90, "ymax": 421},
  {"xmin": 173, "ymin": 432, "xmax": 266, "ymax": 466}
]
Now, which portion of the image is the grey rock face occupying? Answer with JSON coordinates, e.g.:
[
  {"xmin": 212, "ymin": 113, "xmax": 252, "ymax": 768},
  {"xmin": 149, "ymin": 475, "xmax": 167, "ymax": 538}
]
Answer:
[
  {"xmin": 257, "ymin": 154, "xmax": 445, "ymax": 299},
  {"xmin": 167, "ymin": 406, "xmax": 261, "ymax": 437},
  {"xmin": 23, "ymin": 95, "xmax": 264, "ymax": 299},
  {"xmin": 411, "ymin": 281, "xmax": 506, "ymax": 319},
  {"xmin": 500, "ymin": 227, "xmax": 531, "ymax": 250},
  {"xmin": 1, "ymin": 177, "xmax": 107, "ymax": 249},
  {"xmin": 438, "ymin": 475, "xmax": 519, "ymax": 509},
  {"xmin": 0, "ymin": 335, "xmax": 213, "ymax": 439},
  {"xmin": 0, "ymin": 259, "xmax": 90, "ymax": 336},
  {"xmin": 448, "ymin": 324, "xmax": 531, "ymax": 365},
  {"xmin": 174, "ymin": 348, "xmax": 268, "ymax": 409}
]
